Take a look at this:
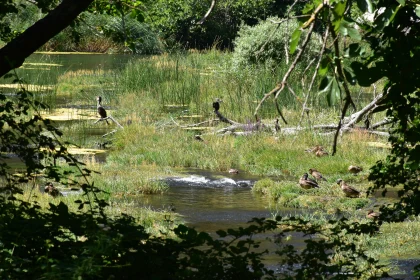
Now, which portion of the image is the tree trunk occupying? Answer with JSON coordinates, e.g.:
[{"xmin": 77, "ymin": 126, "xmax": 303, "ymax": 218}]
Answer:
[{"xmin": 0, "ymin": 0, "xmax": 94, "ymax": 78}]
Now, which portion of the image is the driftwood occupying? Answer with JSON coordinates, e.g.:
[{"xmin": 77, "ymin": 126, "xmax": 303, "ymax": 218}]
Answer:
[
  {"xmin": 94, "ymin": 115, "xmax": 124, "ymax": 137},
  {"xmin": 94, "ymin": 115, "xmax": 124, "ymax": 129}
]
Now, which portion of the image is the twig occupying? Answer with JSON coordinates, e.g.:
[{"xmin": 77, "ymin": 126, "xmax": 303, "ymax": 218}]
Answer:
[
  {"xmin": 102, "ymin": 129, "xmax": 118, "ymax": 138},
  {"xmin": 197, "ymin": 0, "xmax": 216, "ymax": 25}
]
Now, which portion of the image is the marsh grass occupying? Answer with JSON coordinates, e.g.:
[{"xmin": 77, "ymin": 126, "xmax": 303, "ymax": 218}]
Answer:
[{"xmin": 360, "ymin": 217, "xmax": 420, "ymax": 260}]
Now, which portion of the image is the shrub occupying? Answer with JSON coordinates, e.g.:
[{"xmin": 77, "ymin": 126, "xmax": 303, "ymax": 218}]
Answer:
[{"xmin": 231, "ymin": 17, "xmax": 322, "ymax": 70}]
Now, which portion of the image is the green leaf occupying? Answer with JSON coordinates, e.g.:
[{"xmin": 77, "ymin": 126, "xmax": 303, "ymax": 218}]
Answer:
[
  {"xmin": 343, "ymin": 66, "xmax": 357, "ymax": 85},
  {"xmin": 290, "ymin": 27, "xmax": 302, "ymax": 54},
  {"xmin": 416, "ymin": 6, "xmax": 420, "ymax": 18},
  {"xmin": 318, "ymin": 76, "xmax": 341, "ymax": 106},
  {"xmin": 340, "ymin": 21, "xmax": 361, "ymax": 40},
  {"xmin": 318, "ymin": 57, "xmax": 330, "ymax": 76}
]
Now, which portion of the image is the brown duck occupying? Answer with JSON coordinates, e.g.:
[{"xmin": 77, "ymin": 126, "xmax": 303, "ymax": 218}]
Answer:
[
  {"xmin": 305, "ymin": 145, "xmax": 324, "ymax": 153},
  {"xmin": 299, "ymin": 173, "xmax": 320, "ymax": 189},
  {"xmin": 336, "ymin": 179, "xmax": 360, "ymax": 198},
  {"xmin": 44, "ymin": 182, "xmax": 63, "ymax": 198},
  {"xmin": 348, "ymin": 165, "xmax": 363, "ymax": 174},
  {"xmin": 309, "ymin": 168, "xmax": 327, "ymax": 182},
  {"xmin": 367, "ymin": 210, "xmax": 380, "ymax": 220}
]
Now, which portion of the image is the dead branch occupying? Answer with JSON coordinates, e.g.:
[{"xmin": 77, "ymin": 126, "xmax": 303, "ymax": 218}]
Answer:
[
  {"xmin": 343, "ymin": 93, "xmax": 384, "ymax": 128},
  {"xmin": 371, "ymin": 118, "xmax": 393, "ymax": 129},
  {"xmin": 94, "ymin": 115, "xmax": 124, "ymax": 129},
  {"xmin": 197, "ymin": 0, "xmax": 216, "ymax": 25}
]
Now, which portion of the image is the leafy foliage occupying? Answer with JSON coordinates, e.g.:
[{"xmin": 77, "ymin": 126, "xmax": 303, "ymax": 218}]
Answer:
[
  {"xmin": 143, "ymin": 0, "xmax": 288, "ymax": 50},
  {"xmin": 231, "ymin": 17, "xmax": 321, "ymax": 70}
]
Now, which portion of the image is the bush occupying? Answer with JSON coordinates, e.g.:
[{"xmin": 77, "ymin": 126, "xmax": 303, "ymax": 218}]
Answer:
[{"xmin": 231, "ymin": 17, "xmax": 322, "ymax": 70}]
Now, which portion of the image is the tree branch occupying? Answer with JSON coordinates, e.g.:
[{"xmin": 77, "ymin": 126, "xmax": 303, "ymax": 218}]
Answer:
[
  {"xmin": 197, "ymin": 0, "xmax": 216, "ymax": 25},
  {"xmin": 0, "ymin": 0, "xmax": 94, "ymax": 77}
]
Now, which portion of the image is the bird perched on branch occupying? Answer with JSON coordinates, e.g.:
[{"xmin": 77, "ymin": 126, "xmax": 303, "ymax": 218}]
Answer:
[
  {"xmin": 299, "ymin": 173, "xmax": 320, "ymax": 189},
  {"xmin": 212, "ymin": 98, "xmax": 222, "ymax": 112},
  {"xmin": 309, "ymin": 168, "xmax": 327, "ymax": 182},
  {"xmin": 336, "ymin": 179, "xmax": 360, "ymax": 198},
  {"xmin": 348, "ymin": 165, "xmax": 363, "ymax": 174},
  {"xmin": 96, "ymin": 96, "xmax": 109, "ymax": 124}
]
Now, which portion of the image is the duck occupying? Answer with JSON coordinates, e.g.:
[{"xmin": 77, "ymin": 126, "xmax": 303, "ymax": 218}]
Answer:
[
  {"xmin": 367, "ymin": 210, "xmax": 380, "ymax": 220},
  {"xmin": 316, "ymin": 150, "xmax": 329, "ymax": 157},
  {"xmin": 309, "ymin": 168, "xmax": 327, "ymax": 182},
  {"xmin": 44, "ymin": 182, "xmax": 63, "ymax": 198},
  {"xmin": 299, "ymin": 173, "xmax": 320, "ymax": 189},
  {"xmin": 348, "ymin": 165, "xmax": 363, "ymax": 174},
  {"xmin": 336, "ymin": 179, "xmax": 360, "ymax": 198},
  {"xmin": 228, "ymin": 168, "xmax": 239, "ymax": 174},
  {"xmin": 305, "ymin": 145, "xmax": 323, "ymax": 153}
]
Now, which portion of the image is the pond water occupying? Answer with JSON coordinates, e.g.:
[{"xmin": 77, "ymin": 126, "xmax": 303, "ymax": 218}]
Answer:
[{"xmin": 1, "ymin": 53, "xmax": 417, "ymax": 278}]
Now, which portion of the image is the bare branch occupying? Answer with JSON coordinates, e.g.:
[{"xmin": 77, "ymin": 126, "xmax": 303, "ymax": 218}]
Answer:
[
  {"xmin": 371, "ymin": 118, "xmax": 393, "ymax": 129},
  {"xmin": 197, "ymin": 0, "xmax": 216, "ymax": 25}
]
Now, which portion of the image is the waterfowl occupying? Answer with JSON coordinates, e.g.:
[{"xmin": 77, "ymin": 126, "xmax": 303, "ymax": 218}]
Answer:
[
  {"xmin": 348, "ymin": 165, "xmax": 363, "ymax": 174},
  {"xmin": 316, "ymin": 150, "xmax": 329, "ymax": 157},
  {"xmin": 229, "ymin": 168, "xmax": 239, "ymax": 174},
  {"xmin": 367, "ymin": 210, "xmax": 380, "ymax": 220},
  {"xmin": 212, "ymin": 98, "xmax": 222, "ymax": 112},
  {"xmin": 96, "ymin": 96, "xmax": 109, "ymax": 124},
  {"xmin": 44, "ymin": 182, "xmax": 63, "ymax": 197},
  {"xmin": 299, "ymin": 173, "xmax": 320, "ymax": 189},
  {"xmin": 305, "ymin": 145, "xmax": 323, "ymax": 153},
  {"xmin": 309, "ymin": 168, "xmax": 327, "ymax": 182},
  {"xmin": 336, "ymin": 179, "xmax": 360, "ymax": 198},
  {"xmin": 275, "ymin": 118, "xmax": 281, "ymax": 132}
]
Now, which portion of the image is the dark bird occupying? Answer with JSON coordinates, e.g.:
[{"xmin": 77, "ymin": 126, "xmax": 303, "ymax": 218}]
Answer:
[
  {"xmin": 96, "ymin": 96, "xmax": 109, "ymax": 124},
  {"xmin": 275, "ymin": 118, "xmax": 281, "ymax": 132},
  {"xmin": 336, "ymin": 179, "xmax": 360, "ymax": 198},
  {"xmin": 299, "ymin": 173, "xmax": 320, "ymax": 189},
  {"xmin": 212, "ymin": 98, "xmax": 222, "ymax": 112},
  {"xmin": 309, "ymin": 168, "xmax": 327, "ymax": 182},
  {"xmin": 348, "ymin": 165, "xmax": 363, "ymax": 174},
  {"xmin": 367, "ymin": 210, "xmax": 380, "ymax": 221},
  {"xmin": 44, "ymin": 182, "xmax": 63, "ymax": 197}
]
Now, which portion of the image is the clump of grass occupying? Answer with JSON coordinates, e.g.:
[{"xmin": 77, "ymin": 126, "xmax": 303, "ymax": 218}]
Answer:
[
  {"xmin": 360, "ymin": 217, "xmax": 420, "ymax": 260},
  {"xmin": 252, "ymin": 178, "xmax": 370, "ymax": 212}
]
